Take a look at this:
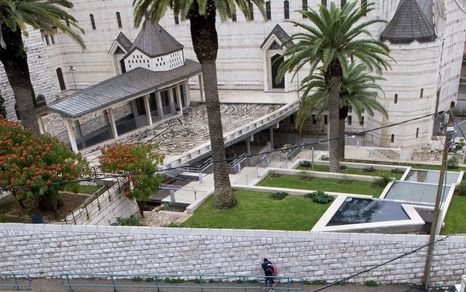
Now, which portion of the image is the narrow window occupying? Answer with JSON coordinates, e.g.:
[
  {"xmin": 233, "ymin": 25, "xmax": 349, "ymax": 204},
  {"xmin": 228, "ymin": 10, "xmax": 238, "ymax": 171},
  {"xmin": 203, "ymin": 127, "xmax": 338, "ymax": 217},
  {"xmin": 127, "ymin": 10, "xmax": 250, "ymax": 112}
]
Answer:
[
  {"xmin": 361, "ymin": 0, "xmax": 368, "ymax": 16},
  {"xmin": 347, "ymin": 116, "xmax": 352, "ymax": 126},
  {"xmin": 341, "ymin": 0, "xmax": 347, "ymax": 8},
  {"xmin": 416, "ymin": 128, "xmax": 419, "ymax": 138},
  {"xmin": 50, "ymin": 34, "xmax": 55, "ymax": 45},
  {"xmin": 420, "ymin": 88, "xmax": 424, "ymax": 98},
  {"xmin": 391, "ymin": 134, "xmax": 395, "ymax": 143},
  {"xmin": 44, "ymin": 35, "xmax": 50, "ymax": 46},
  {"xmin": 249, "ymin": 2, "xmax": 254, "ymax": 20},
  {"xmin": 324, "ymin": 115, "xmax": 328, "ymax": 125},
  {"xmin": 360, "ymin": 116, "xmax": 364, "ymax": 126},
  {"xmin": 302, "ymin": 0, "xmax": 308, "ymax": 12},
  {"xmin": 232, "ymin": 9, "xmax": 237, "ymax": 21},
  {"xmin": 266, "ymin": 1, "xmax": 271, "ymax": 20},
  {"xmin": 312, "ymin": 114, "xmax": 317, "ymax": 125},
  {"xmin": 321, "ymin": 0, "xmax": 327, "ymax": 7},
  {"xmin": 90, "ymin": 14, "xmax": 96, "ymax": 30},
  {"xmin": 394, "ymin": 94, "xmax": 398, "ymax": 104},
  {"xmin": 116, "ymin": 12, "xmax": 122, "ymax": 28},
  {"xmin": 284, "ymin": 0, "xmax": 290, "ymax": 19},
  {"xmin": 174, "ymin": 15, "xmax": 179, "ymax": 25}
]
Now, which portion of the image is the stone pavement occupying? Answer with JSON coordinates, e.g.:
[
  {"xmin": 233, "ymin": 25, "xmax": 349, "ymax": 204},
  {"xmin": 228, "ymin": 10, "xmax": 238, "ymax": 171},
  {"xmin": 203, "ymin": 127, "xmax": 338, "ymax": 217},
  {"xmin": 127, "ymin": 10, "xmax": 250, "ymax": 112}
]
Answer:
[{"xmin": 7, "ymin": 278, "xmax": 425, "ymax": 292}]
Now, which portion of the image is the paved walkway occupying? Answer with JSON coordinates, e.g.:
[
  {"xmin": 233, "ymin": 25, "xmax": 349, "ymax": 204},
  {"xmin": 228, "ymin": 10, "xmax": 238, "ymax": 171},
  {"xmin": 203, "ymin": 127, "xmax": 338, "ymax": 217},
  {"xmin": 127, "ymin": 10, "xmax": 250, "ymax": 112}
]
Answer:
[{"xmin": 5, "ymin": 278, "xmax": 425, "ymax": 292}]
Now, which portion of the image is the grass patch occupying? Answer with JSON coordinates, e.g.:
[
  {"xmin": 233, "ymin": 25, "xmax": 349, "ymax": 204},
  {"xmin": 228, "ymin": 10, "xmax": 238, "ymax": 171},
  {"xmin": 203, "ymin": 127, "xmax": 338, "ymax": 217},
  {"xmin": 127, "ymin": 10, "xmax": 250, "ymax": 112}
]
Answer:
[
  {"xmin": 62, "ymin": 183, "xmax": 103, "ymax": 194},
  {"xmin": 297, "ymin": 164, "xmax": 403, "ymax": 179},
  {"xmin": 181, "ymin": 191, "xmax": 330, "ymax": 231},
  {"xmin": 442, "ymin": 194, "xmax": 466, "ymax": 234},
  {"xmin": 258, "ymin": 174, "xmax": 385, "ymax": 197}
]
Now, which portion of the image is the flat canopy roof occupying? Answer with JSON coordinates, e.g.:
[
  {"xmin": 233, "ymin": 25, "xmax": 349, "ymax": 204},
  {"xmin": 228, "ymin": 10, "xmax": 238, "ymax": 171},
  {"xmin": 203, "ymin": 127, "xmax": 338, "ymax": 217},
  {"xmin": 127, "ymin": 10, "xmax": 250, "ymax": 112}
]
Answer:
[{"xmin": 47, "ymin": 59, "xmax": 201, "ymax": 118}]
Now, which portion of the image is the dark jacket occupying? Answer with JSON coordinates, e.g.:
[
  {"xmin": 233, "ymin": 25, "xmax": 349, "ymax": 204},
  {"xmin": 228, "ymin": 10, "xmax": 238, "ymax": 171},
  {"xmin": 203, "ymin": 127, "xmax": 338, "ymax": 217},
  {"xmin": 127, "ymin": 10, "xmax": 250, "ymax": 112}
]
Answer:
[{"xmin": 262, "ymin": 262, "xmax": 273, "ymax": 276}]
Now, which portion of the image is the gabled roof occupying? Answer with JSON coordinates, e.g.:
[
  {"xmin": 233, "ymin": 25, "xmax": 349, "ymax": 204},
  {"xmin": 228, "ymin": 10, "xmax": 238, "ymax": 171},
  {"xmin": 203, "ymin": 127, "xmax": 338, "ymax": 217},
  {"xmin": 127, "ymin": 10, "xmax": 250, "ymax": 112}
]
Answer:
[
  {"xmin": 47, "ymin": 60, "xmax": 201, "ymax": 118},
  {"xmin": 380, "ymin": 0, "xmax": 436, "ymax": 44},
  {"xmin": 126, "ymin": 20, "xmax": 183, "ymax": 58},
  {"xmin": 260, "ymin": 24, "xmax": 291, "ymax": 50},
  {"xmin": 115, "ymin": 32, "xmax": 133, "ymax": 52}
]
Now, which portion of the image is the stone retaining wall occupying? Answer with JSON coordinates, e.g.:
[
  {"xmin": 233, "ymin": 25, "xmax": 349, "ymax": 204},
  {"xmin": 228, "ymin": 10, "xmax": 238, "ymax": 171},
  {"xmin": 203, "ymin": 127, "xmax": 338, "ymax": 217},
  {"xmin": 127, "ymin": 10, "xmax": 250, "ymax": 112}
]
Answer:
[{"xmin": 0, "ymin": 224, "xmax": 464, "ymax": 287}]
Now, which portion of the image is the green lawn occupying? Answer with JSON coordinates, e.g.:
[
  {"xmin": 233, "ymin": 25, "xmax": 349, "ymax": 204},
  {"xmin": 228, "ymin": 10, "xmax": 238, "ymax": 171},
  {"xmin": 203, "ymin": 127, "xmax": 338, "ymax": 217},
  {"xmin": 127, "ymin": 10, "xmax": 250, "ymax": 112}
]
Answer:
[
  {"xmin": 258, "ymin": 174, "xmax": 386, "ymax": 197},
  {"xmin": 297, "ymin": 164, "xmax": 404, "ymax": 179},
  {"xmin": 442, "ymin": 195, "xmax": 466, "ymax": 234},
  {"xmin": 181, "ymin": 190, "xmax": 330, "ymax": 230}
]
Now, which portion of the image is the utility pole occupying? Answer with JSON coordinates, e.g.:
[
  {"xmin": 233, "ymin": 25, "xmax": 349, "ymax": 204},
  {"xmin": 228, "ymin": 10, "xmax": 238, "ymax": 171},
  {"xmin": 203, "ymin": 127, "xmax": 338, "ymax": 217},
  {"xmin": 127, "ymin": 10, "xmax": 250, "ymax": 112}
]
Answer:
[{"xmin": 422, "ymin": 109, "xmax": 454, "ymax": 289}]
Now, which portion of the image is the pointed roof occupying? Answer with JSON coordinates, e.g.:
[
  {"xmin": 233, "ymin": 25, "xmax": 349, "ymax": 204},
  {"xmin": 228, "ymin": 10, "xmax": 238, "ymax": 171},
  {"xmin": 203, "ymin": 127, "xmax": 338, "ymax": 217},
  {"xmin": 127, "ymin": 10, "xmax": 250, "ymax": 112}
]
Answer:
[
  {"xmin": 380, "ymin": 0, "xmax": 436, "ymax": 44},
  {"xmin": 126, "ymin": 20, "xmax": 183, "ymax": 58},
  {"xmin": 260, "ymin": 24, "xmax": 292, "ymax": 50},
  {"xmin": 115, "ymin": 32, "xmax": 133, "ymax": 52}
]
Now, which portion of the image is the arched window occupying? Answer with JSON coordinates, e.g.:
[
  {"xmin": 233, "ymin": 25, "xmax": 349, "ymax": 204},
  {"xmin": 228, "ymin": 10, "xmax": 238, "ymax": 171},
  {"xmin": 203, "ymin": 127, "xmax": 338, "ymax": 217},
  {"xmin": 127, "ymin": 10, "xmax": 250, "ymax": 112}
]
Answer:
[
  {"xmin": 271, "ymin": 54, "xmax": 285, "ymax": 89},
  {"xmin": 174, "ymin": 15, "xmax": 179, "ymax": 25},
  {"xmin": 416, "ymin": 128, "xmax": 419, "ymax": 138},
  {"xmin": 116, "ymin": 12, "xmax": 122, "ymax": 28},
  {"xmin": 266, "ymin": 1, "xmax": 271, "ymax": 20},
  {"xmin": 90, "ymin": 14, "xmax": 96, "ymax": 30},
  {"xmin": 232, "ymin": 8, "xmax": 237, "ymax": 21},
  {"xmin": 394, "ymin": 94, "xmax": 398, "ymax": 104},
  {"xmin": 420, "ymin": 88, "xmax": 424, "ymax": 98},
  {"xmin": 284, "ymin": 0, "xmax": 289, "ymax": 19},
  {"xmin": 302, "ymin": 0, "xmax": 308, "ymax": 12},
  {"xmin": 391, "ymin": 134, "xmax": 395, "ymax": 143}
]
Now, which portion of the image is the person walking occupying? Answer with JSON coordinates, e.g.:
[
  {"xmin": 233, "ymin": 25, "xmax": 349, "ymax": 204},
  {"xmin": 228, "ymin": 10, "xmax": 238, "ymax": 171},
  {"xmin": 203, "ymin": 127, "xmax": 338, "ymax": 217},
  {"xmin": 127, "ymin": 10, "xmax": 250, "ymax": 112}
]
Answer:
[{"xmin": 261, "ymin": 258, "xmax": 275, "ymax": 289}]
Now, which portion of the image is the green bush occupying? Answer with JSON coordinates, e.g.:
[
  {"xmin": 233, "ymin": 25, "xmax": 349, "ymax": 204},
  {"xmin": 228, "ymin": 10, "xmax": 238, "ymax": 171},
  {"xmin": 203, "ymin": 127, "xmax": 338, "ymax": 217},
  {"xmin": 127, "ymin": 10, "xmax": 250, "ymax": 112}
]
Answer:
[
  {"xmin": 164, "ymin": 278, "xmax": 184, "ymax": 283},
  {"xmin": 447, "ymin": 156, "xmax": 459, "ymax": 169},
  {"xmin": 339, "ymin": 165, "xmax": 347, "ymax": 170},
  {"xmin": 373, "ymin": 175, "xmax": 391, "ymax": 188},
  {"xmin": 270, "ymin": 192, "xmax": 288, "ymax": 200},
  {"xmin": 111, "ymin": 216, "xmax": 142, "ymax": 226},
  {"xmin": 391, "ymin": 168, "xmax": 405, "ymax": 174},
  {"xmin": 305, "ymin": 191, "xmax": 334, "ymax": 204},
  {"xmin": 363, "ymin": 166, "xmax": 376, "ymax": 172},
  {"xmin": 456, "ymin": 181, "xmax": 466, "ymax": 196},
  {"xmin": 364, "ymin": 280, "xmax": 378, "ymax": 287},
  {"xmin": 300, "ymin": 161, "xmax": 311, "ymax": 168},
  {"xmin": 306, "ymin": 280, "xmax": 327, "ymax": 285}
]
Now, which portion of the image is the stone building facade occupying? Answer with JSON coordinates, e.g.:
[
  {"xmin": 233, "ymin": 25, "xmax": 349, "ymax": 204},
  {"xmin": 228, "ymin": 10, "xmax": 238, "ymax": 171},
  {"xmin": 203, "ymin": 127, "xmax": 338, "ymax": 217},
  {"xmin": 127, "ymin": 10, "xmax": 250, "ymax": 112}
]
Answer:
[{"xmin": 1, "ymin": 0, "xmax": 465, "ymax": 159}]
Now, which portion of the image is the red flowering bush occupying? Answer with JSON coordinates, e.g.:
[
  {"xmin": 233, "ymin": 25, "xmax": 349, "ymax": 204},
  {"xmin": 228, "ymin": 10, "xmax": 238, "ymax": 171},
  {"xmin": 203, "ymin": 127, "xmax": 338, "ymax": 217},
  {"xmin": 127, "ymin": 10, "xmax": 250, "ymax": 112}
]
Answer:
[
  {"xmin": 0, "ymin": 118, "xmax": 89, "ymax": 213},
  {"xmin": 99, "ymin": 143, "xmax": 163, "ymax": 217}
]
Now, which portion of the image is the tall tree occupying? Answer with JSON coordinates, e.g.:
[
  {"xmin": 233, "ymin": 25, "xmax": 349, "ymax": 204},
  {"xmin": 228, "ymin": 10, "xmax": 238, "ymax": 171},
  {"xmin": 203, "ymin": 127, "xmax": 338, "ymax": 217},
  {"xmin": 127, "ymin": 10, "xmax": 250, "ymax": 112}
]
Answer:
[
  {"xmin": 133, "ymin": 0, "xmax": 265, "ymax": 208},
  {"xmin": 0, "ymin": 0, "xmax": 84, "ymax": 136},
  {"xmin": 297, "ymin": 62, "xmax": 388, "ymax": 162},
  {"xmin": 279, "ymin": 1, "xmax": 391, "ymax": 172}
]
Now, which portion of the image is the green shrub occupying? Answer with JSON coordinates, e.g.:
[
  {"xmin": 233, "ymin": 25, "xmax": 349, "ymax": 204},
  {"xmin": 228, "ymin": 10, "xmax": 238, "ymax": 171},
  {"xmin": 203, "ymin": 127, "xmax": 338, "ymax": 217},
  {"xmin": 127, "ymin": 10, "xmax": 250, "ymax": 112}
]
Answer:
[
  {"xmin": 307, "ymin": 280, "xmax": 327, "ymax": 285},
  {"xmin": 363, "ymin": 166, "xmax": 376, "ymax": 172},
  {"xmin": 270, "ymin": 192, "xmax": 288, "ymax": 200},
  {"xmin": 111, "ymin": 216, "xmax": 142, "ymax": 226},
  {"xmin": 131, "ymin": 277, "xmax": 143, "ymax": 282},
  {"xmin": 164, "ymin": 278, "xmax": 184, "ymax": 283},
  {"xmin": 391, "ymin": 168, "xmax": 405, "ymax": 174},
  {"xmin": 447, "ymin": 156, "xmax": 459, "ymax": 169},
  {"xmin": 305, "ymin": 191, "xmax": 334, "ymax": 204},
  {"xmin": 364, "ymin": 280, "xmax": 378, "ymax": 287},
  {"xmin": 300, "ymin": 161, "xmax": 311, "ymax": 168},
  {"xmin": 339, "ymin": 165, "xmax": 347, "ymax": 170},
  {"xmin": 373, "ymin": 175, "xmax": 391, "ymax": 188},
  {"xmin": 456, "ymin": 181, "xmax": 466, "ymax": 196}
]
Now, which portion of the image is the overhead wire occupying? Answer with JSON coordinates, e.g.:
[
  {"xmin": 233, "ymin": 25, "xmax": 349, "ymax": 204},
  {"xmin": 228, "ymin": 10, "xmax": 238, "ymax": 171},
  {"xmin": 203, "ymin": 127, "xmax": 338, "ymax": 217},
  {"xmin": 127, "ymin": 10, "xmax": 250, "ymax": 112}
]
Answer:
[{"xmin": 0, "ymin": 111, "xmax": 438, "ymax": 192}]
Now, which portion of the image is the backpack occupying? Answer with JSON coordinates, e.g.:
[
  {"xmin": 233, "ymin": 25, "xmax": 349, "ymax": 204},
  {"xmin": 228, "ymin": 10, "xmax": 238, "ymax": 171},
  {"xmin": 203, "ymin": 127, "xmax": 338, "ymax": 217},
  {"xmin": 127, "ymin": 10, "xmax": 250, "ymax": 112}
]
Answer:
[{"xmin": 271, "ymin": 263, "xmax": 278, "ymax": 276}]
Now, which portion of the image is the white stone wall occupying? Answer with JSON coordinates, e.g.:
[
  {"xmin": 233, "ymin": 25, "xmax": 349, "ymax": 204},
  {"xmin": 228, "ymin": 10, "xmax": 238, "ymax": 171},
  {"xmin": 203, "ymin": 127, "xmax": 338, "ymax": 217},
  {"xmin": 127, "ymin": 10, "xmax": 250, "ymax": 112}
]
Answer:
[
  {"xmin": 0, "ymin": 28, "xmax": 58, "ymax": 120},
  {"xmin": 0, "ymin": 224, "xmax": 464, "ymax": 286}
]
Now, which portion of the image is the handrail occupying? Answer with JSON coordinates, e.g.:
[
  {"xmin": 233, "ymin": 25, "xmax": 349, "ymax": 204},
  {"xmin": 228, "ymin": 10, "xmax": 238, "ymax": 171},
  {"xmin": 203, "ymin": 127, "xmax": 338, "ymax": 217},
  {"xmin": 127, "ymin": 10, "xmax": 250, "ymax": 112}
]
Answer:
[
  {"xmin": 60, "ymin": 273, "xmax": 304, "ymax": 291},
  {"xmin": 0, "ymin": 272, "xmax": 32, "ymax": 290}
]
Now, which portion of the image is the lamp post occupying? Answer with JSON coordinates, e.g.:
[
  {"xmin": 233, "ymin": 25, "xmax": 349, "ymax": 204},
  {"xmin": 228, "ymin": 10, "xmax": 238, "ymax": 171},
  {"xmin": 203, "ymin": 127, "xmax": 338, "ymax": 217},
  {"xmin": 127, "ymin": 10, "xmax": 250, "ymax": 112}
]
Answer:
[{"xmin": 68, "ymin": 66, "xmax": 77, "ymax": 90}]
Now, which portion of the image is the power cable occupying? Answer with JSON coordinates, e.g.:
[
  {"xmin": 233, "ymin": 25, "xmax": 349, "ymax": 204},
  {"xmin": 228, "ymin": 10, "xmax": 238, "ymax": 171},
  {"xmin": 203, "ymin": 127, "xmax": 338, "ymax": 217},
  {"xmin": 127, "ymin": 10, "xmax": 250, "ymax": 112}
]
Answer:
[
  {"xmin": 311, "ymin": 235, "xmax": 451, "ymax": 292},
  {"xmin": 0, "ymin": 111, "xmax": 438, "ymax": 192}
]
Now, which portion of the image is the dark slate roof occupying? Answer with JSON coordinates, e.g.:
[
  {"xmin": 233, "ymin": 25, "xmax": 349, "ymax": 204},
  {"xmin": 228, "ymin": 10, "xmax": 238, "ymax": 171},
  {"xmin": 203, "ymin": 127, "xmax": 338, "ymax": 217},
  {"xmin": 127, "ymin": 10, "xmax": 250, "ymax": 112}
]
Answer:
[
  {"xmin": 115, "ymin": 32, "xmax": 133, "ymax": 52},
  {"xmin": 126, "ymin": 20, "xmax": 183, "ymax": 58},
  {"xmin": 380, "ymin": 0, "xmax": 436, "ymax": 44},
  {"xmin": 260, "ymin": 24, "xmax": 291, "ymax": 49},
  {"xmin": 47, "ymin": 60, "xmax": 201, "ymax": 118}
]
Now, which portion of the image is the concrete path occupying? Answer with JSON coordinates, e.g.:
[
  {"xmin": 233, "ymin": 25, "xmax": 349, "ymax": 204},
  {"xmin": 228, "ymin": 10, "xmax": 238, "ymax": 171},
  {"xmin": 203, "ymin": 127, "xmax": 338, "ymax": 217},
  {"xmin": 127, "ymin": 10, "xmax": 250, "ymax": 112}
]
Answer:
[{"xmin": 3, "ymin": 278, "xmax": 426, "ymax": 292}]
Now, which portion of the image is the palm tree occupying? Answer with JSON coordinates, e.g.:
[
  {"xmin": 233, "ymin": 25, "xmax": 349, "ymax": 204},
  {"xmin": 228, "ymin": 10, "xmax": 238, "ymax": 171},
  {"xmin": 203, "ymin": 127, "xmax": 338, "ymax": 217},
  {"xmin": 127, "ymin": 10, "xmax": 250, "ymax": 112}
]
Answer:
[
  {"xmin": 279, "ymin": 1, "xmax": 391, "ymax": 172},
  {"xmin": 297, "ymin": 62, "xmax": 388, "ymax": 162},
  {"xmin": 133, "ymin": 0, "xmax": 265, "ymax": 208},
  {"xmin": 0, "ymin": 0, "xmax": 84, "ymax": 137}
]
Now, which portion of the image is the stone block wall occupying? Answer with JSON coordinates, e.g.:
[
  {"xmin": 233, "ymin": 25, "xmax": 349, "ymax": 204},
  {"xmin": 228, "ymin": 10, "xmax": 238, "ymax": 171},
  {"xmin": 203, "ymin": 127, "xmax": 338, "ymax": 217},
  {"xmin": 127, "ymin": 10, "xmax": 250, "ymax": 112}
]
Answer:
[{"xmin": 0, "ymin": 225, "xmax": 464, "ymax": 287}]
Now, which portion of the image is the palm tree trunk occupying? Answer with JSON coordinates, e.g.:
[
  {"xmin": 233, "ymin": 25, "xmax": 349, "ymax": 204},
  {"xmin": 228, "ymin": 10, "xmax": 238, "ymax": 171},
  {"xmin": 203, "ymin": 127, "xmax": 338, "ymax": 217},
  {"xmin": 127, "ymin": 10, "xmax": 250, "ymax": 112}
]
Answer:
[
  {"xmin": 0, "ymin": 26, "xmax": 40, "ymax": 136},
  {"xmin": 336, "ymin": 106, "xmax": 349, "ymax": 163},
  {"xmin": 326, "ymin": 62, "xmax": 342, "ymax": 172},
  {"xmin": 189, "ymin": 0, "xmax": 235, "ymax": 208}
]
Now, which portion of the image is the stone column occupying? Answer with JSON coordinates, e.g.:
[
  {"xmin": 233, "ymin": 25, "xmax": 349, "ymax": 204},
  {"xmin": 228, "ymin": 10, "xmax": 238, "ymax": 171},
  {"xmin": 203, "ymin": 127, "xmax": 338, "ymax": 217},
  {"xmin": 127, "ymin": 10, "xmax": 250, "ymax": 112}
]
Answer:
[
  {"xmin": 269, "ymin": 127, "xmax": 274, "ymax": 150},
  {"xmin": 185, "ymin": 80, "xmax": 191, "ymax": 106},
  {"xmin": 198, "ymin": 74, "xmax": 205, "ymax": 102},
  {"xmin": 175, "ymin": 84, "xmax": 183, "ymax": 115},
  {"xmin": 168, "ymin": 88, "xmax": 176, "ymax": 114},
  {"xmin": 246, "ymin": 135, "xmax": 254, "ymax": 155},
  {"xmin": 64, "ymin": 119, "xmax": 78, "ymax": 153},
  {"xmin": 143, "ymin": 95, "xmax": 152, "ymax": 126},
  {"xmin": 107, "ymin": 108, "xmax": 119, "ymax": 139},
  {"xmin": 38, "ymin": 115, "xmax": 46, "ymax": 135},
  {"xmin": 156, "ymin": 91, "xmax": 164, "ymax": 119}
]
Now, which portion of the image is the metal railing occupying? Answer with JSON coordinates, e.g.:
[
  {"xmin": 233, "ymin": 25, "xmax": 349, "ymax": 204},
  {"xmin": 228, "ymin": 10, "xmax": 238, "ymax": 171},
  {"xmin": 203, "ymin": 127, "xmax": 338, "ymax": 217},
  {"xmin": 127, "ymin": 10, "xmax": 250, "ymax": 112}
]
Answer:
[
  {"xmin": 60, "ymin": 273, "xmax": 304, "ymax": 291},
  {"xmin": 182, "ymin": 158, "xmax": 213, "ymax": 174},
  {"xmin": 229, "ymin": 153, "xmax": 248, "ymax": 174},
  {"xmin": 0, "ymin": 272, "xmax": 32, "ymax": 290}
]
